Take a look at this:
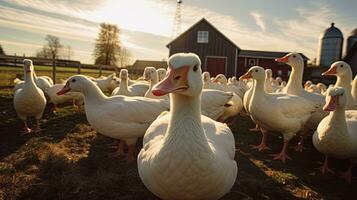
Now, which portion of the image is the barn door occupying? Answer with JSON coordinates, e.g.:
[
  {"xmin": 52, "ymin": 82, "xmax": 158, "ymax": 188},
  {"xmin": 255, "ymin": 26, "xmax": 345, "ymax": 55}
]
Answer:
[{"xmin": 206, "ymin": 57, "xmax": 226, "ymax": 77}]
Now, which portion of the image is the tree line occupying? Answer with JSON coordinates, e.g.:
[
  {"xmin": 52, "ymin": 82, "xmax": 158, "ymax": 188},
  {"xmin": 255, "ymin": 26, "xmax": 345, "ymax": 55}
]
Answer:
[
  {"xmin": 1, "ymin": 22, "xmax": 132, "ymax": 82},
  {"xmin": 35, "ymin": 23, "xmax": 132, "ymax": 69}
]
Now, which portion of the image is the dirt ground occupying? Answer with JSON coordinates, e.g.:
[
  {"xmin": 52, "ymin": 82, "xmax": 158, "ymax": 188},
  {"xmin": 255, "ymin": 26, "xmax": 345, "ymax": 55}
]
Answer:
[{"xmin": 0, "ymin": 87, "xmax": 356, "ymax": 200}]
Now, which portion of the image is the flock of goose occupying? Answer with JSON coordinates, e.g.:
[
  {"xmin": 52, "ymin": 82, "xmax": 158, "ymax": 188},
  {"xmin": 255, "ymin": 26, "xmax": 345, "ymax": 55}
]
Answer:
[{"xmin": 12, "ymin": 52, "xmax": 357, "ymax": 199}]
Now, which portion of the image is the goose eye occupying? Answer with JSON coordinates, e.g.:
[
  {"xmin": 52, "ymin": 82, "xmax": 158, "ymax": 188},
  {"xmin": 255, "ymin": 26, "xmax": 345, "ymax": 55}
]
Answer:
[
  {"xmin": 340, "ymin": 65, "xmax": 343, "ymax": 68},
  {"xmin": 72, "ymin": 79, "xmax": 76, "ymax": 83},
  {"xmin": 193, "ymin": 65, "xmax": 198, "ymax": 72},
  {"xmin": 255, "ymin": 69, "xmax": 258, "ymax": 72},
  {"xmin": 293, "ymin": 55, "xmax": 296, "ymax": 58}
]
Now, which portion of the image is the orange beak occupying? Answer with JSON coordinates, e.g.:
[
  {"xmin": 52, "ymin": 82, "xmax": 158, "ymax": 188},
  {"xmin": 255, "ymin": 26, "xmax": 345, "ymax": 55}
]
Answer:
[
  {"xmin": 275, "ymin": 56, "xmax": 289, "ymax": 63},
  {"xmin": 239, "ymin": 71, "xmax": 252, "ymax": 80},
  {"xmin": 322, "ymin": 66, "xmax": 337, "ymax": 76},
  {"xmin": 152, "ymin": 66, "xmax": 189, "ymax": 96},
  {"xmin": 323, "ymin": 95, "xmax": 339, "ymax": 112},
  {"xmin": 57, "ymin": 82, "xmax": 71, "ymax": 95}
]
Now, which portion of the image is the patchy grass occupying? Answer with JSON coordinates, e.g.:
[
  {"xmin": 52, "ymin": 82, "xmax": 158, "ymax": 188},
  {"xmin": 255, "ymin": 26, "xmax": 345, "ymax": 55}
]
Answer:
[{"xmin": 0, "ymin": 87, "xmax": 356, "ymax": 200}]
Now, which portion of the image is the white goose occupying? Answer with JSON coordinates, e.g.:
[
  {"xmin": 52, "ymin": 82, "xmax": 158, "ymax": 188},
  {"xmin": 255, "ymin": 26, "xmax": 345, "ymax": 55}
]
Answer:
[
  {"xmin": 276, "ymin": 52, "xmax": 326, "ymax": 151},
  {"xmin": 240, "ymin": 66, "xmax": 317, "ymax": 162},
  {"xmin": 317, "ymin": 83, "xmax": 327, "ymax": 95},
  {"xmin": 57, "ymin": 75, "xmax": 169, "ymax": 161},
  {"xmin": 112, "ymin": 69, "xmax": 149, "ymax": 96},
  {"xmin": 264, "ymin": 69, "xmax": 274, "ymax": 93},
  {"xmin": 138, "ymin": 53, "xmax": 237, "ymax": 200},
  {"xmin": 90, "ymin": 73, "xmax": 118, "ymax": 92},
  {"xmin": 14, "ymin": 73, "xmax": 53, "ymax": 92},
  {"xmin": 14, "ymin": 60, "xmax": 47, "ymax": 133},
  {"xmin": 144, "ymin": 67, "xmax": 167, "ymax": 99},
  {"xmin": 47, "ymin": 84, "xmax": 84, "ymax": 112},
  {"xmin": 156, "ymin": 68, "xmax": 167, "ymax": 82},
  {"xmin": 322, "ymin": 61, "xmax": 357, "ymax": 109},
  {"xmin": 352, "ymin": 75, "xmax": 357, "ymax": 104},
  {"xmin": 202, "ymin": 71, "xmax": 211, "ymax": 89},
  {"xmin": 313, "ymin": 87, "xmax": 357, "ymax": 183}
]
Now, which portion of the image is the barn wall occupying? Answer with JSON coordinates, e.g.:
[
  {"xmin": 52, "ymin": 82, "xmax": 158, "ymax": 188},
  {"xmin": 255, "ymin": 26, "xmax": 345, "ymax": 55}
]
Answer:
[
  {"xmin": 168, "ymin": 22, "xmax": 237, "ymax": 77},
  {"xmin": 238, "ymin": 57, "xmax": 310, "ymax": 81},
  {"xmin": 237, "ymin": 57, "xmax": 291, "ymax": 80}
]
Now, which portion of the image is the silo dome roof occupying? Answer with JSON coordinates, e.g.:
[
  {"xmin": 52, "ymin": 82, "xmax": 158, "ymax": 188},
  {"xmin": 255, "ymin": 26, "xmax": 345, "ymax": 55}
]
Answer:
[
  {"xmin": 349, "ymin": 28, "xmax": 357, "ymax": 37},
  {"xmin": 321, "ymin": 23, "xmax": 343, "ymax": 38}
]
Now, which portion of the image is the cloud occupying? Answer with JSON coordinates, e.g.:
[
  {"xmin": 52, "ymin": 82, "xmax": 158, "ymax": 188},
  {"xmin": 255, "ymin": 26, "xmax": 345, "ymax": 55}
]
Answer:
[
  {"xmin": 250, "ymin": 11, "xmax": 266, "ymax": 32},
  {"xmin": 0, "ymin": 5, "xmax": 98, "ymax": 42},
  {"xmin": 0, "ymin": 0, "xmax": 353, "ymax": 63}
]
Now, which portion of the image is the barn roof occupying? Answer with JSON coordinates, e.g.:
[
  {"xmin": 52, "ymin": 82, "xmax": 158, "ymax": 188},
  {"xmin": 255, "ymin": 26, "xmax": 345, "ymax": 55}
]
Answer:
[
  {"xmin": 239, "ymin": 50, "xmax": 309, "ymax": 60},
  {"xmin": 131, "ymin": 60, "xmax": 167, "ymax": 70},
  {"xmin": 166, "ymin": 18, "xmax": 241, "ymax": 50}
]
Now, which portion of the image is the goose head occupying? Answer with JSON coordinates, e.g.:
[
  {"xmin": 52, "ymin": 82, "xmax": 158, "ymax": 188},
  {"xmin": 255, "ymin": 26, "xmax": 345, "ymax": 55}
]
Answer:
[
  {"xmin": 239, "ymin": 66, "xmax": 265, "ymax": 81},
  {"xmin": 119, "ymin": 69, "xmax": 129, "ymax": 81},
  {"xmin": 323, "ymin": 86, "xmax": 346, "ymax": 111},
  {"xmin": 304, "ymin": 80, "xmax": 313, "ymax": 89},
  {"xmin": 23, "ymin": 59, "xmax": 33, "ymax": 73},
  {"xmin": 317, "ymin": 83, "xmax": 327, "ymax": 92},
  {"xmin": 213, "ymin": 74, "xmax": 228, "ymax": 85},
  {"xmin": 57, "ymin": 75, "xmax": 89, "ymax": 95},
  {"xmin": 322, "ymin": 61, "xmax": 352, "ymax": 77},
  {"xmin": 144, "ymin": 67, "xmax": 157, "ymax": 82},
  {"xmin": 156, "ymin": 68, "xmax": 167, "ymax": 82},
  {"xmin": 275, "ymin": 52, "xmax": 304, "ymax": 68},
  {"xmin": 281, "ymin": 81, "xmax": 287, "ymax": 87},
  {"xmin": 152, "ymin": 53, "xmax": 202, "ymax": 97}
]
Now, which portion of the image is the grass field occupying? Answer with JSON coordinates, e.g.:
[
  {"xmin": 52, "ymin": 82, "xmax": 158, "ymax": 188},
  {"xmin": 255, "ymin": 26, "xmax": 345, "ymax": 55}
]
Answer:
[
  {"xmin": 0, "ymin": 65, "xmax": 115, "ymax": 87},
  {"xmin": 0, "ymin": 85, "xmax": 356, "ymax": 199}
]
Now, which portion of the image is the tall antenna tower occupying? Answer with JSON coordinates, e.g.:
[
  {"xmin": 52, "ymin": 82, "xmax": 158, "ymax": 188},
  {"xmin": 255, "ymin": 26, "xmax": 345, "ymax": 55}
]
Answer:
[{"xmin": 171, "ymin": 0, "xmax": 183, "ymax": 39}]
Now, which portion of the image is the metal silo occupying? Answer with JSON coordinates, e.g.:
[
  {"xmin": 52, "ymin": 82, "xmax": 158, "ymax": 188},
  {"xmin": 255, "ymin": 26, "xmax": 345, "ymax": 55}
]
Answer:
[
  {"xmin": 346, "ymin": 28, "xmax": 357, "ymax": 53},
  {"xmin": 317, "ymin": 23, "xmax": 343, "ymax": 67}
]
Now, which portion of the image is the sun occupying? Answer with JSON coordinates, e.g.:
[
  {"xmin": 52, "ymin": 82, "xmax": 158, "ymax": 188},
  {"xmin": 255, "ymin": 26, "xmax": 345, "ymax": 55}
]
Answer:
[{"xmin": 84, "ymin": 0, "xmax": 174, "ymax": 37}]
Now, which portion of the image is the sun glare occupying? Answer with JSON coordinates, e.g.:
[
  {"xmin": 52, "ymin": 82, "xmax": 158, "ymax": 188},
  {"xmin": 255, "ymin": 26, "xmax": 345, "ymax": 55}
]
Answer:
[{"xmin": 85, "ymin": 0, "xmax": 174, "ymax": 37}]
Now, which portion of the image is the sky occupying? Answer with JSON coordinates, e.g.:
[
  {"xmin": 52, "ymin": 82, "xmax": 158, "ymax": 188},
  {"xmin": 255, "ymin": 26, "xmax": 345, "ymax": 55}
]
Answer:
[{"xmin": 0, "ymin": 0, "xmax": 356, "ymax": 64}]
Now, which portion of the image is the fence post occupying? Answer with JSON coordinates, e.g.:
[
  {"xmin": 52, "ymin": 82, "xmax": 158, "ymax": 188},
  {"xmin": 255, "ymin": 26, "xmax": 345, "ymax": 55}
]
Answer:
[
  {"xmin": 99, "ymin": 65, "xmax": 102, "ymax": 77},
  {"xmin": 77, "ymin": 63, "xmax": 81, "ymax": 74},
  {"xmin": 52, "ymin": 59, "xmax": 56, "ymax": 84}
]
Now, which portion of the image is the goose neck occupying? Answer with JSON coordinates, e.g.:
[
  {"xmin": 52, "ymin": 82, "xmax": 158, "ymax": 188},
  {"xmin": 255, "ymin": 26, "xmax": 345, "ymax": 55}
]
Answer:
[
  {"xmin": 119, "ymin": 78, "xmax": 129, "ymax": 92},
  {"xmin": 286, "ymin": 66, "xmax": 303, "ymax": 94},
  {"xmin": 24, "ymin": 70, "xmax": 36, "ymax": 87},
  {"xmin": 82, "ymin": 80, "xmax": 107, "ymax": 103},
  {"xmin": 327, "ymin": 108, "xmax": 348, "ymax": 135},
  {"xmin": 164, "ymin": 93, "xmax": 210, "ymax": 150},
  {"xmin": 335, "ymin": 74, "xmax": 352, "ymax": 89},
  {"xmin": 253, "ymin": 78, "xmax": 266, "ymax": 94}
]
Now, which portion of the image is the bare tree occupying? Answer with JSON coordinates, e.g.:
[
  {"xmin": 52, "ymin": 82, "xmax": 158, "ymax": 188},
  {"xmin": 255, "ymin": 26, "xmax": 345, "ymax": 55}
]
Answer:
[
  {"xmin": 93, "ymin": 23, "xmax": 121, "ymax": 75},
  {"xmin": 38, "ymin": 35, "xmax": 63, "ymax": 83},
  {"xmin": 64, "ymin": 45, "xmax": 74, "ymax": 60},
  {"xmin": 118, "ymin": 47, "xmax": 133, "ymax": 68}
]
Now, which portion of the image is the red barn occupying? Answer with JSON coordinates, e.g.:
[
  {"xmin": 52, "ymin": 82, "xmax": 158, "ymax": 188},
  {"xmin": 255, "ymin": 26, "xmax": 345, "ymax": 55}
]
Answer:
[
  {"xmin": 166, "ymin": 18, "xmax": 309, "ymax": 79},
  {"xmin": 167, "ymin": 18, "xmax": 240, "ymax": 77}
]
